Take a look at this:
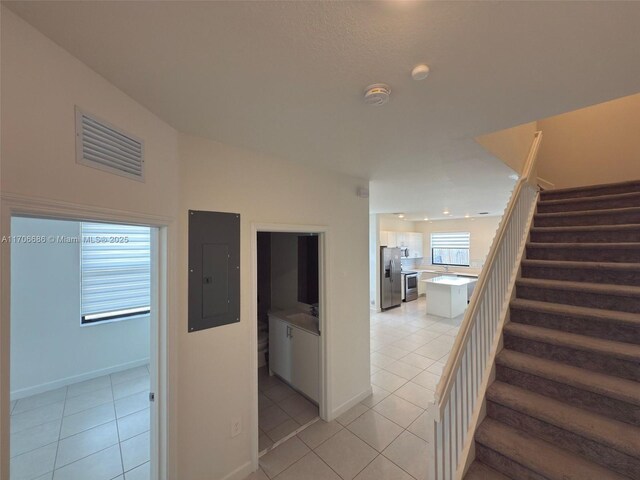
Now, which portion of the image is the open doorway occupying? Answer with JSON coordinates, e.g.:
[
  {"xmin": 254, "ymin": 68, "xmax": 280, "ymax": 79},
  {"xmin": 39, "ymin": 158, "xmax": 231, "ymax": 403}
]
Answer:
[
  {"xmin": 8, "ymin": 216, "xmax": 157, "ymax": 480},
  {"xmin": 254, "ymin": 230, "xmax": 324, "ymax": 455}
]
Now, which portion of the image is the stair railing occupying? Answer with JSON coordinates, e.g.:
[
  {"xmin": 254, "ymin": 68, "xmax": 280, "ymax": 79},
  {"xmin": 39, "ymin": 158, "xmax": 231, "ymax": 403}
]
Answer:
[{"xmin": 425, "ymin": 131, "xmax": 543, "ymax": 480}]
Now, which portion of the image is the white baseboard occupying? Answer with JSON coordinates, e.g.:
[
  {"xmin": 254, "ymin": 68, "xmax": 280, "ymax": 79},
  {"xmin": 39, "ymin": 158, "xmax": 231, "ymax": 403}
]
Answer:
[
  {"xmin": 221, "ymin": 460, "xmax": 253, "ymax": 480},
  {"xmin": 10, "ymin": 358, "xmax": 150, "ymax": 401},
  {"xmin": 329, "ymin": 385, "xmax": 373, "ymax": 421}
]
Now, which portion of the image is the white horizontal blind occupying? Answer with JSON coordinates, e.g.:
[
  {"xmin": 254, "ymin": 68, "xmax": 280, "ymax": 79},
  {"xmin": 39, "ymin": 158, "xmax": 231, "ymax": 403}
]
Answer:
[
  {"xmin": 81, "ymin": 222, "xmax": 151, "ymax": 323},
  {"xmin": 431, "ymin": 232, "xmax": 470, "ymax": 249},
  {"xmin": 431, "ymin": 232, "xmax": 470, "ymax": 266}
]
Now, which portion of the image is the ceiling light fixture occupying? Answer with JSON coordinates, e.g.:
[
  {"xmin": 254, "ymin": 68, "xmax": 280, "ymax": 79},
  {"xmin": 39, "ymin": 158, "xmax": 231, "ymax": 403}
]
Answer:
[
  {"xmin": 464, "ymin": 214, "xmax": 470, "ymax": 218},
  {"xmin": 364, "ymin": 84, "xmax": 391, "ymax": 106},
  {"xmin": 423, "ymin": 217, "xmax": 429, "ymax": 221},
  {"xmin": 398, "ymin": 214, "xmax": 405, "ymax": 218},
  {"xmin": 443, "ymin": 210, "xmax": 450, "ymax": 215},
  {"xmin": 411, "ymin": 64, "xmax": 430, "ymax": 81}
]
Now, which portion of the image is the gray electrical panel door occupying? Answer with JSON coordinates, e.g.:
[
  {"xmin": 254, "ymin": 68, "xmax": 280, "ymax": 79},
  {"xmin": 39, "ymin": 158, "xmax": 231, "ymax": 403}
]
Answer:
[{"xmin": 188, "ymin": 210, "xmax": 240, "ymax": 332}]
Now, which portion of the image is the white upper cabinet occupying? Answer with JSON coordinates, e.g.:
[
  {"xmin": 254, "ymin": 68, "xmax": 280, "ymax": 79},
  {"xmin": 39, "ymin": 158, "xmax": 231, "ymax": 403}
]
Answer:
[{"xmin": 379, "ymin": 230, "xmax": 423, "ymax": 257}]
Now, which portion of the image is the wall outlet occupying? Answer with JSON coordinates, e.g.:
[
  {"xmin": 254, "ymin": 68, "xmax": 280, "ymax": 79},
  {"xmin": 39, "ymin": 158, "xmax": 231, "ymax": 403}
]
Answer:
[{"xmin": 231, "ymin": 418, "xmax": 242, "ymax": 437}]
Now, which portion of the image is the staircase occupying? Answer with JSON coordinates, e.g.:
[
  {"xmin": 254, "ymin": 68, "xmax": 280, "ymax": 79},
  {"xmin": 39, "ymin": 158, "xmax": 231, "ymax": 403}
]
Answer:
[{"xmin": 465, "ymin": 180, "xmax": 640, "ymax": 480}]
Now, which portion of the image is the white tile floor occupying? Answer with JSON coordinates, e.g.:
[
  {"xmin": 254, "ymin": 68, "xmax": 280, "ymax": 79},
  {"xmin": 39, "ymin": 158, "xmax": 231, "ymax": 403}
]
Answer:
[
  {"xmin": 258, "ymin": 368, "xmax": 320, "ymax": 452},
  {"xmin": 248, "ymin": 297, "xmax": 463, "ymax": 480},
  {"xmin": 10, "ymin": 365, "xmax": 151, "ymax": 480}
]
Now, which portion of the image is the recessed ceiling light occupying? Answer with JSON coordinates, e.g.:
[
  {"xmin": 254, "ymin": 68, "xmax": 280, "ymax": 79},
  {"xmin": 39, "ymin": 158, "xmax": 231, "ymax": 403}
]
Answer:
[
  {"xmin": 443, "ymin": 210, "xmax": 450, "ymax": 215},
  {"xmin": 423, "ymin": 217, "xmax": 429, "ymax": 221},
  {"xmin": 464, "ymin": 214, "xmax": 470, "ymax": 218},
  {"xmin": 398, "ymin": 214, "xmax": 405, "ymax": 218}
]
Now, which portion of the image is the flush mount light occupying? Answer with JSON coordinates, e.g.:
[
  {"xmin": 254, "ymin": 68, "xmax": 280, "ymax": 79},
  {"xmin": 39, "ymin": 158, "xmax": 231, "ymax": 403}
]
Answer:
[
  {"xmin": 411, "ymin": 64, "xmax": 430, "ymax": 81},
  {"xmin": 364, "ymin": 84, "xmax": 391, "ymax": 106}
]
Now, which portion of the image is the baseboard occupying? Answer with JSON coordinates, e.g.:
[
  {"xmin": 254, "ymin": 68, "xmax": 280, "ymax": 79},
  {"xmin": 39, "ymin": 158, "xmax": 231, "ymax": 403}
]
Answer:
[
  {"xmin": 329, "ymin": 385, "xmax": 373, "ymax": 421},
  {"xmin": 10, "ymin": 357, "xmax": 150, "ymax": 401},
  {"xmin": 221, "ymin": 460, "xmax": 253, "ymax": 480}
]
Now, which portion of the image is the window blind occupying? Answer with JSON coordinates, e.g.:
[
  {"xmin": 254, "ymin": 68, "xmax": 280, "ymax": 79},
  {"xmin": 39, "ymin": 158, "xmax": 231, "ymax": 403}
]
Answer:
[
  {"xmin": 81, "ymin": 222, "xmax": 151, "ymax": 323},
  {"xmin": 431, "ymin": 232, "xmax": 471, "ymax": 266},
  {"xmin": 431, "ymin": 232, "xmax": 470, "ymax": 249}
]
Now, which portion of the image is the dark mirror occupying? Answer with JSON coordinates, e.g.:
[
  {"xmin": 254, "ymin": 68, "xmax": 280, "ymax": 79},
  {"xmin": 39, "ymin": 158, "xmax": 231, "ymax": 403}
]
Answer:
[{"xmin": 297, "ymin": 235, "xmax": 319, "ymax": 305}]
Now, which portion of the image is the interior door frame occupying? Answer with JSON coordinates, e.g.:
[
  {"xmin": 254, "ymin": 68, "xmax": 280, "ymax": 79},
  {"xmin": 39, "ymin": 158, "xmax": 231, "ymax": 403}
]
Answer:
[
  {"xmin": 249, "ymin": 223, "xmax": 330, "ymax": 468},
  {"xmin": 0, "ymin": 193, "xmax": 174, "ymax": 480}
]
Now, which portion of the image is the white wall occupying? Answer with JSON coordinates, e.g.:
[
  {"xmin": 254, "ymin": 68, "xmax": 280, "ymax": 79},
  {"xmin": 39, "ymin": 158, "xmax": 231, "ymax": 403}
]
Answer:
[
  {"xmin": 10, "ymin": 217, "xmax": 149, "ymax": 399},
  {"xmin": 537, "ymin": 92, "xmax": 640, "ymax": 188},
  {"xmin": 177, "ymin": 133, "xmax": 370, "ymax": 480},
  {"xmin": 1, "ymin": 8, "xmax": 371, "ymax": 480},
  {"xmin": 1, "ymin": 8, "xmax": 181, "ymax": 479},
  {"xmin": 415, "ymin": 216, "xmax": 502, "ymax": 271},
  {"xmin": 270, "ymin": 233, "xmax": 299, "ymax": 310},
  {"xmin": 379, "ymin": 215, "xmax": 417, "ymax": 232}
]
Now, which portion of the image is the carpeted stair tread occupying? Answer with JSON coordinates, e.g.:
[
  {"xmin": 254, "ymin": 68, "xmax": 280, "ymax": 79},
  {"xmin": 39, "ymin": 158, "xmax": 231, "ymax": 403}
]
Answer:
[
  {"xmin": 539, "ymin": 180, "xmax": 640, "ymax": 200},
  {"xmin": 497, "ymin": 349, "xmax": 640, "ymax": 407},
  {"xmin": 526, "ymin": 241, "xmax": 640, "ymax": 250},
  {"xmin": 510, "ymin": 298, "xmax": 640, "ymax": 328},
  {"xmin": 516, "ymin": 277, "xmax": 640, "ymax": 298},
  {"xmin": 503, "ymin": 323, "xmax": 640, "ymax": 362},
  {"xmin": 531, "ymin": 223, "xmax": 640, "ymax": 234},
  {"xmin": 535, "ymin": 206, "xmax": 640, "ymax": 219},
  {"xmin": 475, "ymin": 418, "xmax": 629, "ymax": 480},
  {"xmin": 465, "ymin": 461, "xmax": 512, "ymax": 480},
  {"xmin": 487, "ymin": 382, "xmax": 640, "ymax": 458},
  {"xmin": 539, "ymin": 190, "xmax": 640, "ymax": 207}
]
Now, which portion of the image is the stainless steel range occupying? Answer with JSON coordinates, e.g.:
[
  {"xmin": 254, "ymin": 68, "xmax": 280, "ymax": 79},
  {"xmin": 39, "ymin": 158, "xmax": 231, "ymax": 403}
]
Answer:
[{"xmin": 401, "ymin": 271, "xmax": 418, "ymax": 302}]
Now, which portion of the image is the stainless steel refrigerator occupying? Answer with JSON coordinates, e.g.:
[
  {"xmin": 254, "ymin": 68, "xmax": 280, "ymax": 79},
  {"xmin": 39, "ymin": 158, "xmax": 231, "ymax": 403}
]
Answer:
[{"xmin": 380, "ymin": 247, "xmax": 402, "ymax": 310}]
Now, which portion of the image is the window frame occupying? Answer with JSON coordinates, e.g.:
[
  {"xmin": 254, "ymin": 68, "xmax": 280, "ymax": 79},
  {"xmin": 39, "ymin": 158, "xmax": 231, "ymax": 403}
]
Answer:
[{"xmin": 430, "ymin": 232, "xmax": 471, "ymax": 267}]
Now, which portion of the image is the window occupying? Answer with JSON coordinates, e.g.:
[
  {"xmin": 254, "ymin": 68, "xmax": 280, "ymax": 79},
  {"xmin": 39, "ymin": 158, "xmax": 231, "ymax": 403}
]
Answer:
[
  {"xmin": 431, "ymin": 232, "xmax": 470, "ymax": 267},
  {"xmin": 81, "ymin": 222, "xmax": 151, "ymax": 324}
]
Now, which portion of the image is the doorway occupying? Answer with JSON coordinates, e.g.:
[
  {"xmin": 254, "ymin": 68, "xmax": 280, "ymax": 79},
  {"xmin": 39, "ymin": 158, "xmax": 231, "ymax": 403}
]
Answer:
[
  {"xmin": 1, "ymin": 201, "xmax": 169, "ymax": 480},
  {"xmin": 251, "ymin": 225, "xmax": 328, "ymax": 462}
]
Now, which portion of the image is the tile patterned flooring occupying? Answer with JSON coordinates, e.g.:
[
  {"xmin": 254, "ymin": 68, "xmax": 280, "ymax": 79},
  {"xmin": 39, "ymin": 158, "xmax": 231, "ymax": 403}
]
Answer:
[
  {"xmin": 249, "ymin": 297, "xmax": 463, "ymax": 480},
  {"xmin": 10, "ymin": 365, "xmax": 151, "ymax": 480},
  {"xmin": 258, "ymin": 368, "xmax": 320, "ymax": 452}
]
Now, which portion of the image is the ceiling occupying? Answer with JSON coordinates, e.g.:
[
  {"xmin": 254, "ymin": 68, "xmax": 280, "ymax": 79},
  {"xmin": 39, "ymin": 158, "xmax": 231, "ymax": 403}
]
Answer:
[{"xmin": 6, "ymin": 1, "xmax": 640, "ymax": 218}]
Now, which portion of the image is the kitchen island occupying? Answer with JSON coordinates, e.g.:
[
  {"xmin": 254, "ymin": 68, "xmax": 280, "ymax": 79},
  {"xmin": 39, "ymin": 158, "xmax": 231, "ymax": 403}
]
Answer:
[{"xmin": 422, "ymin": 275, "xmax": 477, "ymax": 318}]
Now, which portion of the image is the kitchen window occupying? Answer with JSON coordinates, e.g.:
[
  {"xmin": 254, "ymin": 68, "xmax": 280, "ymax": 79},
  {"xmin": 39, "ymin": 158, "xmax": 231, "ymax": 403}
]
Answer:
[
  {"xmin": 80, "ymin": 222, "xmax": 151, "ymax": 324},
  {"xmin": 431, "ymin": 232, "xmax": 470, "ymax": 267}
]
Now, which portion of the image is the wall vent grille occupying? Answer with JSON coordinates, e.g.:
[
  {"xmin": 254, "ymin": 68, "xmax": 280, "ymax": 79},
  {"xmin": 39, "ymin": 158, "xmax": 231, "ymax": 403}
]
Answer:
[{"xmin": 75, "ymin": 107, "xmax": 145, "ymax": 181}]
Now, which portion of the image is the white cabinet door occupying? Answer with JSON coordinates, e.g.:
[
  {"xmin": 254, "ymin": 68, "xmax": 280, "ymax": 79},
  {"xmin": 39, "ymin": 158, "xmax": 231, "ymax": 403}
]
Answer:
[
  {"xmin": 379, "ymin": 230, "xmax": 388, "ymax": 247},
  {"xmin": 290, "ymin": 326, "xmax": 319, "ymax": 403},
  {"xmin": 387, "ymin": 232, "xmax": 397, "ymax": 248},
  {"xmin": 396, "ymin": 232, "xmax": 407, "ymax": 247},
  {"xmin": 269, "ymin": 316, "xmax": 292, "ymax": 382},
  {"xmin": 413, "ymin": 233, "xmax": 423, "ymax": 258}
]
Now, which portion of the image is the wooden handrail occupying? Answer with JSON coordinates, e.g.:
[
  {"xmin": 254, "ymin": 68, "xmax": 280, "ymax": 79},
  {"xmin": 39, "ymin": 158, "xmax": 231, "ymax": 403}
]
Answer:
[{"xmin": 434, "ymin": 131, "xmax": 543, "ymax": 412}]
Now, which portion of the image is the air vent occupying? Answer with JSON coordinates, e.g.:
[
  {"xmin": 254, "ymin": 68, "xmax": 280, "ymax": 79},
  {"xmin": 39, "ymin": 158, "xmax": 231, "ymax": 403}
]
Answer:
[{"xmin": 75, "ymin": 107, "xmax": 144, "ymax": 181}]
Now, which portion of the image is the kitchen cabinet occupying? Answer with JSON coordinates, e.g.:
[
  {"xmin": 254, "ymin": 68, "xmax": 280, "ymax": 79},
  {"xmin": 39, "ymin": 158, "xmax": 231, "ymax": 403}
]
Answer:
[
  {"xmin": 379, "ymin": 230, "xmax": 423, "ymax": 257},
  {"xmin": 269, "ymin": 314, "xmax": 319, "ymax": 402}
]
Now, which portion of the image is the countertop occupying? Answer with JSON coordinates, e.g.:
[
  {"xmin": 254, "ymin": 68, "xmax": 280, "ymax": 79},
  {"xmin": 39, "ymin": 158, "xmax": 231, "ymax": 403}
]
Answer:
[
  {"xmin": 411, "ymin": 268, "xmax": 480, "ymax": 278},
  {"xmin": 422, "ymin": 275, "xmax": 478, "ymax": 287},
  {"xmin": 268, "ymin": 309, "xmax": 320, "ymax": 336}
]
